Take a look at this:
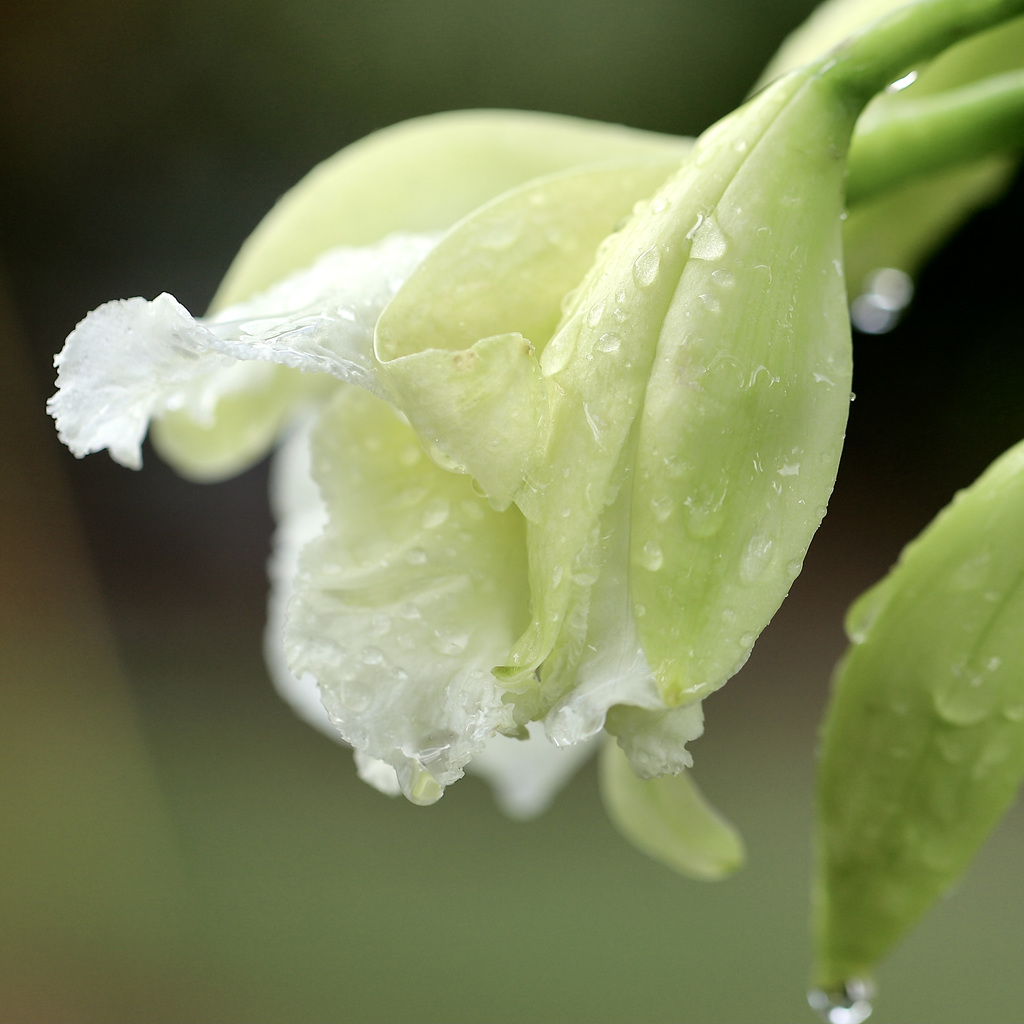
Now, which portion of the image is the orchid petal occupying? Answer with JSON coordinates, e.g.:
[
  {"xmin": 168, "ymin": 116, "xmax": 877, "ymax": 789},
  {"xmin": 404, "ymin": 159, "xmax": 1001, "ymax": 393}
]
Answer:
[
  {"xmin": 264, "ymin": 420, "xmax": 330, "ymax": 734},
  {"xmin": 284, "ymin": 385, "xmax": 530, "ymax": 804},
  {"xmin": 467, "ymin": 722, "xmax": 599, "ymax": 820},
  {"xmin": 213, "ymin": 110, "xmax": 692, "ymax": 310},
  {"xmin": 599, "ymin": 738, "xmax": 745, "ymax": 880},
  {"xmin": 374, "ymin": 158, "xmax": 686, "ymax": 508}
]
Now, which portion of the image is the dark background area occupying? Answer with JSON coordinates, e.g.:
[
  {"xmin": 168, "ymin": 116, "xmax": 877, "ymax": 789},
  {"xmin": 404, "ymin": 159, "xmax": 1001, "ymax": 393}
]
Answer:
[{"xmin": 2, "ymin": 2, "xmax": 1021, "ymax": 1022}]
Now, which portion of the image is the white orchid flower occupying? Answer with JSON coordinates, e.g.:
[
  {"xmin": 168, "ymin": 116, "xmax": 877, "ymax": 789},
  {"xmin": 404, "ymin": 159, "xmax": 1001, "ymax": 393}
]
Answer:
[
  {"xmin": 51, "ymin": 110, "xmax": 698, "ymax": 819},
  {"xmin": 51, "ymin": 4, "xmax": 931, "ymax": 870}
]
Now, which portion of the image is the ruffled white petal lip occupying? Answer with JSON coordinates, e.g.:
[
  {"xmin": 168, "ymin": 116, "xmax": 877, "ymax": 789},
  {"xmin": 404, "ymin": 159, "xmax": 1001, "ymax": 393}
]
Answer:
[{"xmin": 48, "ymin": 234, "xmax": 437, "ymax": 469}]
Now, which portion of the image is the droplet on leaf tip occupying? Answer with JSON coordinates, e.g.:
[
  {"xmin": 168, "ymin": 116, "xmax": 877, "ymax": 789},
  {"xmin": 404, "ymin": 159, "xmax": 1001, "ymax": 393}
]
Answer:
[{"xmin": 807, "ymin": 978, "xmax": 874, "ymax": 1024}]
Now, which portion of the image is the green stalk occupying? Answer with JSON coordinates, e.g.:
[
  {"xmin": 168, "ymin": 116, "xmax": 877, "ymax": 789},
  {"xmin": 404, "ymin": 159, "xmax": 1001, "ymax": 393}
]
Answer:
[
  {"xmin": 816, "ymin": 0, "xmax": 1024, "ymax": 112},
  {"xmin": 846, "ymin": 69, "xmax": 1023, "ymax": 204}
]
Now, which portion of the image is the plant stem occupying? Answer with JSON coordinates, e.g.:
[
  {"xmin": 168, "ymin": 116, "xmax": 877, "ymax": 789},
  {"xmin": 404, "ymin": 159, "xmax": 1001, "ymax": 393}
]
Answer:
[
  {"xmin": 818, "ymin": 0, "xmax": 1024, "ymax": 114},
  {"xmin": 846, "ymin": 69, "xmax": 1024, "ymax": 204}
]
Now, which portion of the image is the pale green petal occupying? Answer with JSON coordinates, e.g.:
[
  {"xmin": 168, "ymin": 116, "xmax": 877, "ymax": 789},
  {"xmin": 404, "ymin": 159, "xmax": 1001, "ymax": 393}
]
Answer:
[
  {"xmin": 264, "ymin": 420, "xmax": 332, "ymax": 735},
  {"xmin": 540, "ymin": 456, "xmax": 675, "ymax": 761},
  {"xmin": 265, "ymin": 421, "xmax": 594, "ymax": 814},
  {"xmin": 285, "ymin": 386, "xmax": 530, "ymax": 804},
  {"xmin": 150, "ymin": 364, "xmax": 331, "ymax": 482},
  {"xmin": 599, "ymin": 738, "xmax": 745, "ymax": 880},
  {"xmin": 375, "ymin": 157, "xmax": 686, "ymax": 508},
  {"xmin": 212, "ymin": 109, "xmax": 692, "ymax": 311}
]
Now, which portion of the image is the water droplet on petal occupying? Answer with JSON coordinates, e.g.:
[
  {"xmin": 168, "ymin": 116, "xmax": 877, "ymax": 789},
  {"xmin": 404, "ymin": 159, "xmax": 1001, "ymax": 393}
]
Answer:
[
  {"xmin": 886, "ymin": 69, "xmax": 918, "ymax": 93},
  {"xmin": 650, "ymin": 495, "xmax": 675, "ymax": 523},
  {"xmin": 683, "ymin": 479, "xmax": 728, "ymax": 538},
  {"xmin": 641, "ymin": 540, "xmax": 664, "ymax": 572},
  {"xmin": 595, "ymin": 332, "xmax": 621, "ymax": 353},
  {"xmin": 421, "ymin": 497, "xmax": 450, "ymax": 529},
  {"xmin": 632, "ymin": 247, "xmax": 661, "ymax": 288},
  {"xmin": 932, "ymin": 659, "xmax": 999, "ymax": 726},
  {"xmin": 405, "ymin": 547, "xmax": 428, "ymax": 566},
  {"xmin": 360, "ymin": 646, "xmax": 385, "ymax": 666},
  {"xmin": 435, "ymin": 630, "xmax": 470, "ymax": 656},
  {"xmin": 807, "ymin": 979, "xmax": 875, "ymax": 1024},
  {"xmin": 740, "ymin": 534, "xmax": 774, "ymax": 584},
  {"xmin": 583, "ymin": 404, "xmax": 607, "ymax": 445},
  {"xmin": 479, "ymin": 216, "xmax": 522, "ymax": 251},
  {"xmin": 688, "ymin": 215, "xmax": 728, "ymax": 261},
  {"xmin": 949, "ymin": 552, "xmax": 991, "ymax": 592},
  {"xmin": 369, "ymin": 612, "xmax": 392, "ymax": 637}
]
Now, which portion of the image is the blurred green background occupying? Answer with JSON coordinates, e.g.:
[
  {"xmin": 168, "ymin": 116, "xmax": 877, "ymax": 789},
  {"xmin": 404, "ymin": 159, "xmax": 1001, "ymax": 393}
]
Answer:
[{"xmin": 1, "ymin": 2, "xmax": 1021, "ymax": 1022}]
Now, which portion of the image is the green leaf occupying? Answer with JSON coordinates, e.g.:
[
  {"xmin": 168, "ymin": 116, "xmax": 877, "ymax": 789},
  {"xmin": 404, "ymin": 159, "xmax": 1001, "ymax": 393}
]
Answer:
[{"xmin": 813, "ymin": 441, "xmax": 1024, "ymax": 990}]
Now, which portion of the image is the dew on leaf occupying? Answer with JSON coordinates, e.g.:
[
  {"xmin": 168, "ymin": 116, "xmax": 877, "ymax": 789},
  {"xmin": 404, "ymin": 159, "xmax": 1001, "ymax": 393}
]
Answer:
[{"xmin": 807, "ymin": 978, "xmax": 874, "ymax": 1024}]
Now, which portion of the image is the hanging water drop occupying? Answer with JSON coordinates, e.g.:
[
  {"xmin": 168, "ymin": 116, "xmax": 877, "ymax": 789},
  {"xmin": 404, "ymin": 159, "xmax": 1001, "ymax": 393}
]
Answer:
[{"xmin": 807, "ymin": 979, "xmax": 874, "ymax": 1024}]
